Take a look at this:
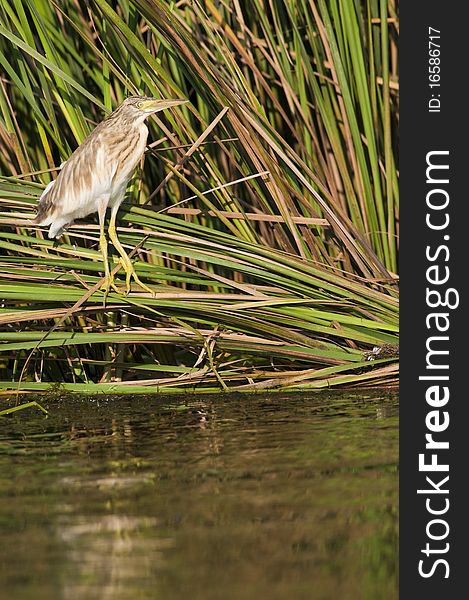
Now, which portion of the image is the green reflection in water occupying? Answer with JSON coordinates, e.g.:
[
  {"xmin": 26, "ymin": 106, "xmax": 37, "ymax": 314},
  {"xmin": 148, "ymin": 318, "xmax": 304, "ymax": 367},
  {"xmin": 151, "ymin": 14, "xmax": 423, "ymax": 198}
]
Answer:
[{"xmin": 0, "ymin": 391, "xmax": 398, "ymax": 600}]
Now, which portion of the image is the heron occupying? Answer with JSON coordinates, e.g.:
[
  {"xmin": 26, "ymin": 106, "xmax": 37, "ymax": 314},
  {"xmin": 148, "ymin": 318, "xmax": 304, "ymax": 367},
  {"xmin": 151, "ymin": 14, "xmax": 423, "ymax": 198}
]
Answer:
[{"xmin": 34, "ymin": 96, "xmax": 188, "ymax": 294}]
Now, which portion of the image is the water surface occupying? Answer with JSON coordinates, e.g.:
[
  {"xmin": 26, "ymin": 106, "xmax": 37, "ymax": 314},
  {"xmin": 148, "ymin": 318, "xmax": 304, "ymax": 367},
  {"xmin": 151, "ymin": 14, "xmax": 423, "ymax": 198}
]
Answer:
[{"xmin": 0, "ymin": 391, "xmax": 398, "ymax": 600}]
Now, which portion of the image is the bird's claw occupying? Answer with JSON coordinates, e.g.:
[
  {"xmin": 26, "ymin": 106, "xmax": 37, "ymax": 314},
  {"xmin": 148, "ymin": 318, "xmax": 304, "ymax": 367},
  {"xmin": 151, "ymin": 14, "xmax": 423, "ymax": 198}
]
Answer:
[
  {"xmin": 120, "ymin": 259, "xmax": 155, "ymax": 295},
  {"xmin": 102, "ymin": 260, "xmax": 155, "ymax": 296},
  {"xmin": 100, "ymin": 272, "xmax": 121, "ymax": 304}
]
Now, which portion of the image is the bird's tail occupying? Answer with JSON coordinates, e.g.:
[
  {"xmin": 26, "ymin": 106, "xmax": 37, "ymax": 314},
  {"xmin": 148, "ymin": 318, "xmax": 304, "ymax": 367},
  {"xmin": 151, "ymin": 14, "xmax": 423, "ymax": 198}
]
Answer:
[
  {"xmin": 34, "ymin": 202, "xmax": 51, "ymax": 225},
  {"xmin": 34, "ymin": 180, "xmax": 55, "ymax": 224}
]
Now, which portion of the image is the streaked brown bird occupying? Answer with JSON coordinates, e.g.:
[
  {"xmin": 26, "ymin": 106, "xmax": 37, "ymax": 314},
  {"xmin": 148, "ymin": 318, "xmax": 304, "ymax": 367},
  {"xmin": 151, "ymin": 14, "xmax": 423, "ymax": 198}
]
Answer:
[{"xmin": 34, "ymin": 96, "xmax": 188, "ymax": 293}]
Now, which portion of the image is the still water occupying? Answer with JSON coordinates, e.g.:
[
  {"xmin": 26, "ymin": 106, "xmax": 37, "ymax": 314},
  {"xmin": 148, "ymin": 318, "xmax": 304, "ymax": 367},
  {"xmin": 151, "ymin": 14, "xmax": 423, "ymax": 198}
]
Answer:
[{"xmin": 0, "ymin": 391, "xmax": 398, "ymax": 600}]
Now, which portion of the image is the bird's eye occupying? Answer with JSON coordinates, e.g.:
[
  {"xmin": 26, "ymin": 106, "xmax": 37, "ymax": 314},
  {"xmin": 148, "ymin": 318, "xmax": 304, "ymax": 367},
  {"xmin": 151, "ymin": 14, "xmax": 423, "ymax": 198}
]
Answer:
[{"xmin": 137, "ymin": 101, "xmax": 144, "ymax": 109}]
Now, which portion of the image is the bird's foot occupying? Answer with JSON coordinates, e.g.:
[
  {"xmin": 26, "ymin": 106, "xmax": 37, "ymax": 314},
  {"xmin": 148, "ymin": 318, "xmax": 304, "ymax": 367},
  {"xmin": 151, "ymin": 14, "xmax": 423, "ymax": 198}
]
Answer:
[
  {"xmin": 100, "ymin": 272, "xmax": 121, "ymax": 301},
  {"xmin": 120, "ymin": 259, "xmax": 155, "ymax": 296}
]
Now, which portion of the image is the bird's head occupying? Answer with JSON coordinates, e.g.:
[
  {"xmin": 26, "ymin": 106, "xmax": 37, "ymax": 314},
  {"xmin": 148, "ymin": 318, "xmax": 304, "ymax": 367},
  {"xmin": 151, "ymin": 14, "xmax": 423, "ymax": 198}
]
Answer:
[{"xmin": 121, "ymin": 96, "xmax": 188, "ymax": 118}]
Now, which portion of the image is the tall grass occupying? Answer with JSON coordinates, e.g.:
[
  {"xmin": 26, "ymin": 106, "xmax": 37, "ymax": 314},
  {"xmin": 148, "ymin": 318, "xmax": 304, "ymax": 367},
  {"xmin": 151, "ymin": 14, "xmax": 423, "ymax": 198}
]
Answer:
[{"xmin": 0, "ymin": 0, "xmax": 399, "ymax": 393}]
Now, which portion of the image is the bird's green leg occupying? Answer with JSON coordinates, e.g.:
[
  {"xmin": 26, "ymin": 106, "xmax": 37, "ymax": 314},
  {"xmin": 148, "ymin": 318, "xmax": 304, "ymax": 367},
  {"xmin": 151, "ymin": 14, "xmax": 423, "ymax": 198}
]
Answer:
[{"xmin": 108, "ymin": 204, "xmax": 154, "ymax": 294}]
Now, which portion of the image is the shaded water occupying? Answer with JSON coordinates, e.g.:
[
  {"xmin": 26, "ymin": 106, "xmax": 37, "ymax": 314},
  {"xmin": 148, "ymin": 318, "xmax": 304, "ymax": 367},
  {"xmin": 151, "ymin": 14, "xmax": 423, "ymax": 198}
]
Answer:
[{"xmin": 0, "ymin": 391, "xmax": 398, "ymax": 600}]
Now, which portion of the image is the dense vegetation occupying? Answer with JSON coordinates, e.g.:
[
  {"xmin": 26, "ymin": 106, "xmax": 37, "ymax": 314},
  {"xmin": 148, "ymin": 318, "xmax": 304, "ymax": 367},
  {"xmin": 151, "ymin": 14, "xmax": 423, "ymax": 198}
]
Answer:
[{"xmin": 0, "ymin": 0, "xmax": 398, "ymax": 393}]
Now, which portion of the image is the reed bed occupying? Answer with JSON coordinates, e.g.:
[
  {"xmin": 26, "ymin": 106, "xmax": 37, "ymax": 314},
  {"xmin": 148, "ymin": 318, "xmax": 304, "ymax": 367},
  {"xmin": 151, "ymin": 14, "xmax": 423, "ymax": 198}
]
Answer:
[{"xmin": 0, "ymin": 0, "xmax": 399, "ymax": 393}]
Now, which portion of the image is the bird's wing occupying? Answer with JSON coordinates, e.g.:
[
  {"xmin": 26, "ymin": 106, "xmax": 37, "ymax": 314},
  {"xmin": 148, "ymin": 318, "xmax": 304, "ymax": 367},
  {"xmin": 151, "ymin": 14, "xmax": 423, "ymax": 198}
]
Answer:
[{"xmin": 36, "ymin": 134, "xmax": 119, "ymax": 222}]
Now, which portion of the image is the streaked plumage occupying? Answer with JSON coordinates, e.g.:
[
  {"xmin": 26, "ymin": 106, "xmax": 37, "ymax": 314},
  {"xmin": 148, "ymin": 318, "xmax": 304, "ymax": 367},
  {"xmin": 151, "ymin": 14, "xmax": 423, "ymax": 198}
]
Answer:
[{"xmin": 34, "ymin": 96, "xmax": 187, "ymax": 293}]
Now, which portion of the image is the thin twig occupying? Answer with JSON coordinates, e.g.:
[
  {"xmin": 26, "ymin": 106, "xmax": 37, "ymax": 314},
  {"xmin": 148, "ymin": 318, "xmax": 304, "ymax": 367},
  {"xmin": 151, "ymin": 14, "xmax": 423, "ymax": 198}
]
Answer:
[
  {"xmin": 144, "ymin": 106, "xmax": 230, "ymax": 203},
  {"xmin": 163, "ymin": 207, "xmax": 329, "ymax": 226}
]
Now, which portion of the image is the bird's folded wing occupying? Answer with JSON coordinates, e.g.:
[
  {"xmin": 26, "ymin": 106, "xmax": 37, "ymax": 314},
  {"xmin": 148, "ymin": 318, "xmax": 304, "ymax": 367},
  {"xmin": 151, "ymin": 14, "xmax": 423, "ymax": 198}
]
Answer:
[{"xmin": 37, "ymin": 140, "xmax": 119, "ymax": 220}]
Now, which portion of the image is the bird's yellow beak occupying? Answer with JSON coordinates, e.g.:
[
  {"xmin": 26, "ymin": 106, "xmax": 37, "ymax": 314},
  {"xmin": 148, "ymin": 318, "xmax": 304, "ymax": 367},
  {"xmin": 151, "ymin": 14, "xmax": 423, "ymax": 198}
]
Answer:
[{"xmin": 140, "ymin": 98, "xmax": 189, "ymax": 112}]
